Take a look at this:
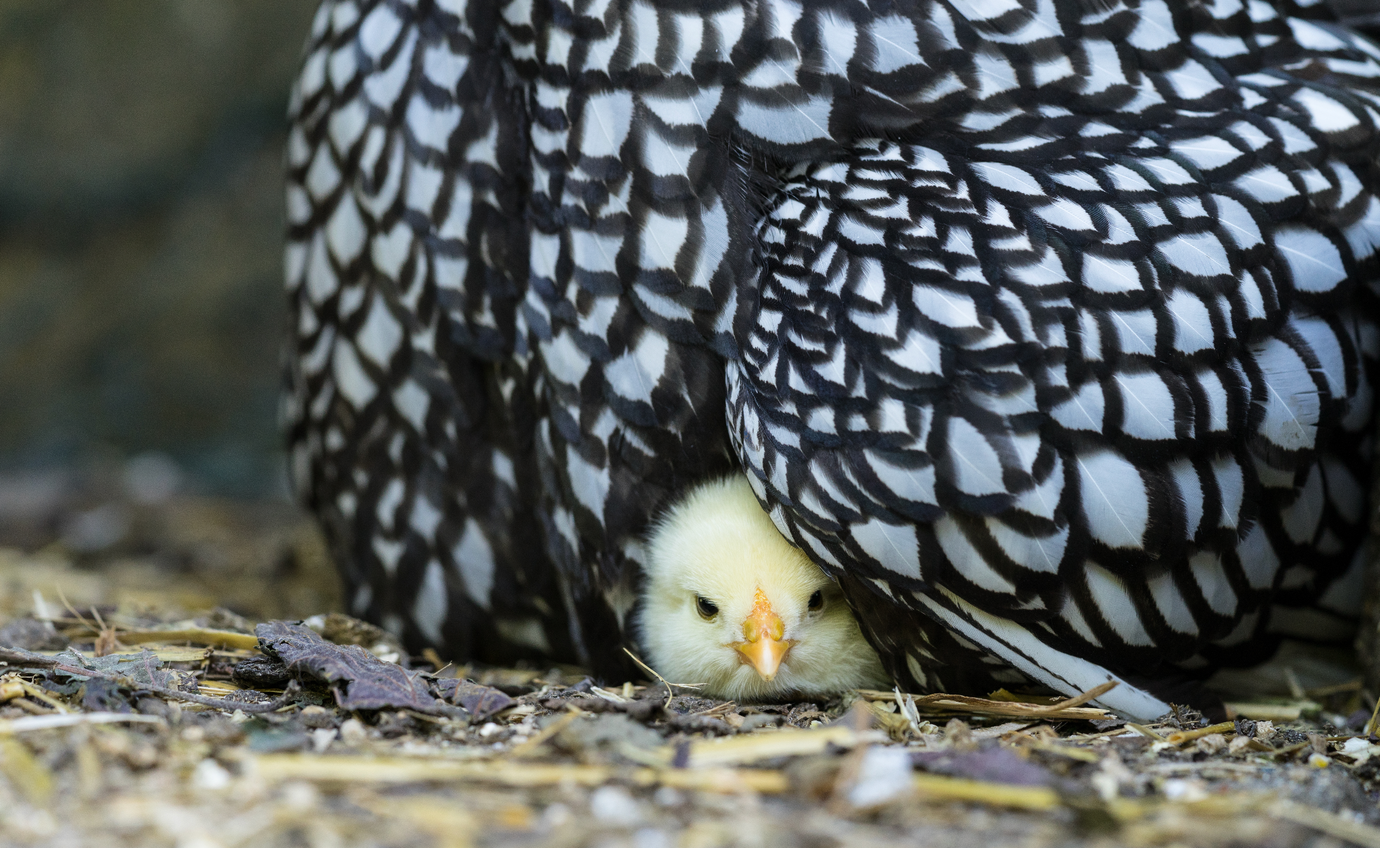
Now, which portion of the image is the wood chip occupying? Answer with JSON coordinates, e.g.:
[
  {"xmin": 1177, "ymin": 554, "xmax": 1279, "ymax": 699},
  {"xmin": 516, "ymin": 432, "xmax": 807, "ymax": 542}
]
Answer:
[
  {"xmin": 912, "ymin": 773, "xmax": 1061, "ymax": 811},
  {"xmin": 857, "ymin": 681, "xmax": 1117, "ymax": 722},
  {"xmin": 1224, "ymin": 702, "xmax": 1311, "ymax": 721},
  {"xmin": 251, "ymin": 753, "xmax": 789, "ymax": 793},
  {"xmin": 1165, "ymin": 721, "xmax": 1236, "ymax": 746},
  {"xmin": 682, "ymin": 726, "xmax": 882, "ymax": 767},
  {"xmin": 65, "ymin": 627, "xmax": 260, "ymax": 651},
  {"xmin": 0, "ymin": 713, "xmax": 167, "ymax": 733}
]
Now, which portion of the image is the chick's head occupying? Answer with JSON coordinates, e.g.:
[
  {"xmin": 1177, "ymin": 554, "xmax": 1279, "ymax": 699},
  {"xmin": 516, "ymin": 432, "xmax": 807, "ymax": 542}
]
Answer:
[{"xmin": 637, "ymin": 476, "xmax": 888, "ymax": 701}]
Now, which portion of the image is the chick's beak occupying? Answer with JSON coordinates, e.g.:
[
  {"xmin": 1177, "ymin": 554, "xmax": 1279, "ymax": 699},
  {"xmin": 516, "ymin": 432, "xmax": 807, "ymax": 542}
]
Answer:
[{"xmin": 732, "ymin": 588, "xmax": 794, "ymax": 681}]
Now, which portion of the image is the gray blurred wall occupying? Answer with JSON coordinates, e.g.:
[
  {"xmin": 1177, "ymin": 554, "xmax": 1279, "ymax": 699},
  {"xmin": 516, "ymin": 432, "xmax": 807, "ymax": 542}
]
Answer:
[{"xmin": 0, "ymin": 0, "xmax": 318, "ymax": 496}]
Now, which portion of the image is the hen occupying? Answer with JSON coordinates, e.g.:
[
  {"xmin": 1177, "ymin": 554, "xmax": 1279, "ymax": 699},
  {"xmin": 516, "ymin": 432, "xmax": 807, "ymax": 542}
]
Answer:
[{"xmin": 285, "ymin": 0, "xmax": 1380, "ymax": 716}]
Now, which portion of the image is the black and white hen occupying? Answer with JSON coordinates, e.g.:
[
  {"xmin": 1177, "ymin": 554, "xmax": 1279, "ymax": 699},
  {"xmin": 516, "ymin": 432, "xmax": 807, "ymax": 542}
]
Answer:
[{"xmin": 284, "ymin": 0, "xmax": 1380, "ymax": 716}]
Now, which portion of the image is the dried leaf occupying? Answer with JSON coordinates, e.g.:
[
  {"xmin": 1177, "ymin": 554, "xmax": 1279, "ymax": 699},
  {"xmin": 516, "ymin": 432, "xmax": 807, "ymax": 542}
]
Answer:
[
  {"xmin": 255, "ymin": 621, "xmax": 439, "ymax": 713},
  {"xmin": 303, "ymin": 613, "xmax": 403, "ymax": 656},
  {"xmin": 432, "ymin": 678, "xmax": 514, "ymax": 720}
]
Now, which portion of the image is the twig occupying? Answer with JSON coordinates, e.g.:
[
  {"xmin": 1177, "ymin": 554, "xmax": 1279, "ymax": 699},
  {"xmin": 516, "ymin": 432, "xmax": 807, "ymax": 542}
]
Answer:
[
  {"xmin": 589, "ymin": 685, "xmax": 628, "ymax": 703},
  {"xmin": 18, "ymin": 681, "xmax": 69, "ymax": 714},
  {"xmin": 1225, "ymin": 702, "xmax": 1310, "ymax": 722},
  {"xmin": 681, "ymin": 725, "xmax": 878, "ymax": 768},
  {"xmin": 1282, "ymin": 666, "xmax": 1305, "ymax": 700},
  {"xmin": 691, "ymin": 701, "xmax": 737, "ymax": 718},
  {"xmin": 1026, "ymin": 681, "xmax": 1121, "ymax": 715},
  {"xmin": 162, "ymin": 683, "xmax": 301, "ymax": 714},
  {"xmin": 54, "ymin": 587, "xmax": 95, "ymax": 633},
  {"xmin": 1143, "ymin": 762, "xmax": 1266, "ymax": 774},
  {"xmin": 856, "ymin": 681, "xmax": 1116, "ymax": 721},
  {"xmin": 622, "ymin": 647, "xmax": 704, "ymax": 709},
  {"xmin": 57, "ymin": 623, "xmax": 259, "ymax": 651},
  {"xmin": 1165, "ymin": 721, "xmax": 1236, "ymax": 747},
  {"xmin": 0, "ymin": 712, "xmax": 167, "ymax": 733},
  {"xmin": 1307, "ymin": 679, "xmax": 1362, "ymax": 699},
  {"xmin": 913, "ymin": 772, "xmax": 1060, "ymax": 811},
  {"xmin": 1126, "ymin": 723, "xmax": 1168, "ymax": 742},
  {"xmin": 10, "ymin": 698, "xmax": 55, "ymax": 716},
  {"xmin": 252, "ymin": 753, "xmax": 790, "ymax": 794},
  {"xmin": 0, "ymin": 644, "xmax": 296, "ymax": 714}
]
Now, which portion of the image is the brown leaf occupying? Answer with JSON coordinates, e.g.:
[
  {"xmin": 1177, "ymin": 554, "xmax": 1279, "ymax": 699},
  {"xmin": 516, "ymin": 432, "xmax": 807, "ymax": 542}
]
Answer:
[
  {"xmin": 255, "ymin": 621, "xmax": 439, "ymax": 713},
  {"xmin": 431, "ymin": 678, "xmax": 515, "ymax": 720}
]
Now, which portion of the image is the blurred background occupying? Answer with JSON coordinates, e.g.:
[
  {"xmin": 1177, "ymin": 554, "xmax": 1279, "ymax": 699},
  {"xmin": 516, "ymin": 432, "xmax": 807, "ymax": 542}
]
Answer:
[
  {"xmin": 0, "ymin": 1, "xmax": 336, "ymax": 621},
  {"xmin": 0, "ymin": 0, "xmax": 317, "ymax": 500}
]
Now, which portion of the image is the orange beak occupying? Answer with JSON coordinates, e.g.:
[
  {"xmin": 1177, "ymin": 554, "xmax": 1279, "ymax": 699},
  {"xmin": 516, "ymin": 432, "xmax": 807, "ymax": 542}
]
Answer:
[{"xmin": 731, "ymin": 588, "xmax": 794, "ymax": 681}]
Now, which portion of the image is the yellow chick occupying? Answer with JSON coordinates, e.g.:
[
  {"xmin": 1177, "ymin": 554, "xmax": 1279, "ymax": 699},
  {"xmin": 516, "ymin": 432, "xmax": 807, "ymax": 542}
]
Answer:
[{"xmin": 637, "ymin": 475, "xmax": 889, "ymax": 701}]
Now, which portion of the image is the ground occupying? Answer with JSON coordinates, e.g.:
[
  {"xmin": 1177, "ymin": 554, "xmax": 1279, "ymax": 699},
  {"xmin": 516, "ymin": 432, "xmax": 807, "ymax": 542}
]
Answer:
[{"xmin": 1, "ymin": 477, "xmax": 1380, "ymax": 848}]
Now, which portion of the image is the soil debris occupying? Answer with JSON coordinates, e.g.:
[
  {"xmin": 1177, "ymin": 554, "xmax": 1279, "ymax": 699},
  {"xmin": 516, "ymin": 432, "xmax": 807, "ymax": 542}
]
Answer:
[{"xmin": 0, "ymin": 494, "xmax": 1379, "ymax": 846}]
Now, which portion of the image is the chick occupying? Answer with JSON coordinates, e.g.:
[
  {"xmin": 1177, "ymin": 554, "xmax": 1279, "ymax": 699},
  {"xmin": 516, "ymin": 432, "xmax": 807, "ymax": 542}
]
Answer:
[{"xmin": 637, "ymin": 476, "xmax": 889, "ymax": 700}]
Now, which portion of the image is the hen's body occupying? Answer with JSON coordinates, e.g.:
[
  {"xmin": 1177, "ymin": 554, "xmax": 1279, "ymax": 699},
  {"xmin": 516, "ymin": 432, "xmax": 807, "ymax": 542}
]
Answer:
[{"xmin": 286, "ymin": 0, "xmax": 1380, "ymax": 716}]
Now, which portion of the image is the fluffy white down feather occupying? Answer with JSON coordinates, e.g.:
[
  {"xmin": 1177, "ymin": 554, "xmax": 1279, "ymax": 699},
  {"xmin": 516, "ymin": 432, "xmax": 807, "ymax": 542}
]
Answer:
[{"xmin": 637, "ymin": 476, "xmax": 889, "ymax": 700}]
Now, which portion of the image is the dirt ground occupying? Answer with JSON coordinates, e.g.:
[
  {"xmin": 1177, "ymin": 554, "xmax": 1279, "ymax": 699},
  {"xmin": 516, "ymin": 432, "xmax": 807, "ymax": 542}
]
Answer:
[{"xmin": 2, "ymin": 477, "xmax": 1380, "ymax": 848}]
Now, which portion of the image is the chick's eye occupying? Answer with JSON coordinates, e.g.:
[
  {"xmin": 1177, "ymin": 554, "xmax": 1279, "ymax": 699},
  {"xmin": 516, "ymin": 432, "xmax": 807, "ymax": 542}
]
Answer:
[
  {"xmin": 808, "ymin": 590, "xmax": 824, "ymax": 611},
  {"xmin": 695, "ymin": 596, "xmax": 719, "ymax": 620}
]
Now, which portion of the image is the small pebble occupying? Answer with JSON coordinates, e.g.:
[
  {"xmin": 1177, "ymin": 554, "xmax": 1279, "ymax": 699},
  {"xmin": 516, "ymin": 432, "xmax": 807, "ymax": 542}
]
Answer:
[
  {"xmin": 847, "ymin": 746, "xmax": 914, "ymax": 808},
  {"xmin": 338, "ymin": 717, "xmax": 368, "ymax": 744},
  {"xmin": 281, "ymin": 780, "xmax": 319, "ymax": 810},
  {"xmin": 1162, "ymin": 778, "xmax": 1208, "ymax": 802},
  {"xmin": 299, "ymin": 705, "xmax": 335, "ymax": 729},
  {"xmin": 192, "ymin": 758, "xmax": 231, "ymax": 791},
  {"xmin": 590, "ymin": 785, "xmax": 642, "ymax": 826},
  {"xmin": 310, "ymin": 727, "xmax": 336, "ymax": 753}
]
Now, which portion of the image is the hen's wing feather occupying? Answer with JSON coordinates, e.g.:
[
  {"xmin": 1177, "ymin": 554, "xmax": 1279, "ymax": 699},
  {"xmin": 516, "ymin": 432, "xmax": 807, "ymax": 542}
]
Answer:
[
  {"xmin": 731, "ymin": 9, "xmax": 1380, "ymax": 703},
  {"xmin": 285, "ymin": 0, "xmax": 580, "ymax": 663}
]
